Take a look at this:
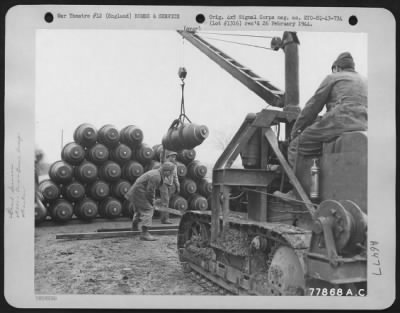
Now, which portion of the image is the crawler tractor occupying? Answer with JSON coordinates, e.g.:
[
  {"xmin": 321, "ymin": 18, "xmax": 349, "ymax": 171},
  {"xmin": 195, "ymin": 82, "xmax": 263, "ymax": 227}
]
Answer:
[{"xmin": 177, "ymin": 31, "xmax": 367, "ymax": 295}]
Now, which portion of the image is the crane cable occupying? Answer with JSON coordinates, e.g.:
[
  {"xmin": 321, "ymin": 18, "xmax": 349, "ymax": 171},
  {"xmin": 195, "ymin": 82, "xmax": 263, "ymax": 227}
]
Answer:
[
  {"xmin": 171, "ymin": 32, "xmax": 274, "ymax": 129},
  {"xmin": 169, "ymin": 39, "xmax": 191, "ymax": 130},
  {"xmin": 197, "ymin": 31, "xmax": 275, "ymax": 39},
  {"xmin": 243, "ymin": 187, "xmax": 319, "ymax": 208},
  {"xmin": 201, "ymin": 36, "xmax": 275, "ymax": 51},
  {"xmin": 178, "ymin": 74, "xmax": 191, "ymax": 124}
]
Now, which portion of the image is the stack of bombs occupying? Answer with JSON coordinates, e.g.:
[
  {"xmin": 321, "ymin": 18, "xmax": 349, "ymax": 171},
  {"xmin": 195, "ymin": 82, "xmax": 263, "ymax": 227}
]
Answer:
[
  {"xmin": 36, "ymin": 123, "xmax": 154, "ymax": 224},
  {"xmin": 36, "ymin": 121, "xmax": 211, "ymax": 224},
  {"xmin": 157, "ymin": 120, "xmax": 211, "ymax": 212},
  {"xmin": 151, "ymin": 145, "xmax": 212, "ymax": 214}
]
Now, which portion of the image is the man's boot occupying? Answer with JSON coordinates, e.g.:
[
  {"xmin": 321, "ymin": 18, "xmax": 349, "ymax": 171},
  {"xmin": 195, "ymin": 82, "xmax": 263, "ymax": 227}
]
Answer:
[
  {"xmin": 160, "ymin": 212, "xmax": 173, "ymax": 224},
  {"xmin": 140, "ymin": 226, "xmax": 157, "ymax": 241}
]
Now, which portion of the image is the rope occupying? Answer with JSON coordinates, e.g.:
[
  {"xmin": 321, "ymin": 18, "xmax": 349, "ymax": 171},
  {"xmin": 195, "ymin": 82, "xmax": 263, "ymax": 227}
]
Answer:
[
  {"xmin": 182, "ymin": 37, "xmax": 185, "ymax": 66},
  {"xmin": 242, "ymin": 187, "xmax": 319, "ymax": 208},
  {"xmin": 228, "ymin": 192, "xmax": 244, "ymax": 200},
  {"xmin": 270, "ymin": 208, "xmax": 310, "ymax": 215},
  {"xmin": 178, "ymin": 80, "xmax": 191, "ymax": 124},
  {"xmin": 171, "ymin": 38, "xmax": 191, "ymax": 128},
  {"xmin": 201, "ymin": 36, "xmax": 275, "ymax": 51},
  {"xmin": 198, "ymin": 31, "xmax": 275, "ymax": 39}
]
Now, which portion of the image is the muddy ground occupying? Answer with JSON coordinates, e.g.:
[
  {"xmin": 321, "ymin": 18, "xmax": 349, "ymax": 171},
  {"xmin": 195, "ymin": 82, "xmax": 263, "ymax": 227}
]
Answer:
[{"xmin": 34, "ymin": 216, "xmax": 221, "ymax": 295}]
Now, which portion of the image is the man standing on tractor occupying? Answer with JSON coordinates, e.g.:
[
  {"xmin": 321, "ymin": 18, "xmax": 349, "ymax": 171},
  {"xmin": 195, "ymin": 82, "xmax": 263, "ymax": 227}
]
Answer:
[{"xmin": 274, "ymin": 52, "xmax": 368, "ymax": 201}]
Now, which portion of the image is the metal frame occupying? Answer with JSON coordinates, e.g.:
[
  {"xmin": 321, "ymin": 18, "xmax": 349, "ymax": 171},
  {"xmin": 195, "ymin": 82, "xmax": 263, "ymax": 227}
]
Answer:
[
  {"xmin": 180, "ymin": 29, "xmax": 367, "ymax": 287},
  {"xmin": 210, "ymin": 109, "xmax": 313, "ymax": 243},
  {"xmin": 177, "ymin": 30, "xmax": 285, "ymax": 108}
]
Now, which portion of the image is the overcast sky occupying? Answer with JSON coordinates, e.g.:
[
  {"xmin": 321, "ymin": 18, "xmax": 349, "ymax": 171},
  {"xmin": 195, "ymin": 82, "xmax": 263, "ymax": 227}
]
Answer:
[{"xmin": 35, "ymin": 30, "xmax": 367, "ymax": 165}]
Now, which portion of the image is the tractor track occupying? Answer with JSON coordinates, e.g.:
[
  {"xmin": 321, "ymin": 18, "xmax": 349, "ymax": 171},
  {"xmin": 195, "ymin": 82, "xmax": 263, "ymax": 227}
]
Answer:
[
  {"xmin": 178, "ymin": 211, "xmax": 312, "ymax": 296},
  {"xmin": 185, "ymin": 269, "xmax": 233, "ymax": 295}
]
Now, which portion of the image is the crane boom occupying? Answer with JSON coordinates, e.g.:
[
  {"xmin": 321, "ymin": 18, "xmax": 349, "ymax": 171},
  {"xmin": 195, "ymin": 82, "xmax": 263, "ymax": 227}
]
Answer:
[{"xmin": 177, "ymin": 30, "xmax": 285, "ymax": 108}]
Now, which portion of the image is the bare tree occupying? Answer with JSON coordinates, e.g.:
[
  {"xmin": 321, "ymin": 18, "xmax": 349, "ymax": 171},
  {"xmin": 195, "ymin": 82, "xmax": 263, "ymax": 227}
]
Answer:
[{"xmin": 212, "ymin": 129, "xmax": 235, "ymax": 152}]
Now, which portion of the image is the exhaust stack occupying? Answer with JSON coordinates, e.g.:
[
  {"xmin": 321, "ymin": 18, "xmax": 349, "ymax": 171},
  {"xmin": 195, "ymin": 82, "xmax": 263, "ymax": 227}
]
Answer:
[{"xmin": 282, "ymin": 32, "xmax": 300, "ymax": 112}]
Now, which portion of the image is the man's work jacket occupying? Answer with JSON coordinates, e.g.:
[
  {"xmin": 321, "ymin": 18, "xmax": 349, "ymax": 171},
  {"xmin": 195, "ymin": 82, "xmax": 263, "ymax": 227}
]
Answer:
[{"xmin": 291, "ymin": 69, "xmax": 368, "ymax": 139}]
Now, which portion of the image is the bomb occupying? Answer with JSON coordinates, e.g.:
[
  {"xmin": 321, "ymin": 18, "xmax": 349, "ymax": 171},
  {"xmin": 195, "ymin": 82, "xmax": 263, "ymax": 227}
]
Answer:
[
  {"xmin": 122, "ymin": 161, "xmax": 144, "ymax": 182},
  {"xmin": 49, "ymin": 161, "xmax": 74, "ymax": 184},
  {"xmin": 177, "ymin": 149, "xmax": 196, "ymax": 165},
  {"xmin": 73, "ymin": 123, "xmax": 98, "ymax": 148},
  {"xmin": 49, "ymin": 199, "xmax": 74, "ymax": 222},
  {"xmin": 74, "ymin": 197, "xmax": 98, "ymax": 220},
  {"xmin": 187, "ymin": 160, "xmax": 207, "ymax": 180},
  {"xmin": 162, "ymin": 123, "xmax": 209, "ymax": 151},
  {"xmin": 152, "ymin": 144, "xmax": 163, "ymax": 161},
  {"xmin": 88, "ymin": 180, "xmax": 110, "ymax": 201},
  {"xmin": 176, "ymin": 162, "xmax": 187, "ymax": 178},
  {"xmin": 99, "ymin": 197, "xmax": 122, "ymax": 219},
  {"xmin": 188, "ymin": 193, "xmax": 208, "ymax": 211},
  {"xmin": 98, "ymin": 161, "xmax": 122, "ymax": 182},
  {"xmin": 111, "ymin": 179, "xmax": 131, "ymax": 199},
  {"xmin": 197, "ymin": 178, "xmax": 212, "ymax": 198},
  {"xmin": 97, "ymin": 124, "xmax": 120, "ymax": 148},
  {"xmin": 180, "ymin": 178, "xmax": 197, "ymax": 198},
  {"xmin": 135, "ymin": 143, "xmax": 155, "ymax": 165},
  {"xmin": 120, "ymin": 125, "xmax": 143, "ymax": 148},
  {"xmin": 169, "ymin": 194, "xmax": 188, "ymax": 212},
  {"xmin": 110, "ymin": 144, "xmax": 132, "ymax": 165},
  {"xmin": 38, "ymin": 180, "xmax": 60, "ymax": 202},
  {"xmin": 63, "ymin": 181, "xmax": 86, "ymax": 202},
  {"xmin": 61, "ymin": 142, "xmax": 85, "ymax": 165},
  {"xmin": 86, "ymin": 143, "xmax": 110, "ymax": 165},
  {"xmin": 35, "ymin": 200, "xmax": 48, "ymax": 224},
  {"xmin": 74, "ymin": 161, "xmax": 98, "ymax": 183}
]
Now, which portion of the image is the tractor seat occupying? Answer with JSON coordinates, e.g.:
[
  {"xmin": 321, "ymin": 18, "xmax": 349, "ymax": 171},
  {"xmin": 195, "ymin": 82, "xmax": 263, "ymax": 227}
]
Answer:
[{"xmin": 323, "ymin": 131, "xmax": 367, "ymax": 154}]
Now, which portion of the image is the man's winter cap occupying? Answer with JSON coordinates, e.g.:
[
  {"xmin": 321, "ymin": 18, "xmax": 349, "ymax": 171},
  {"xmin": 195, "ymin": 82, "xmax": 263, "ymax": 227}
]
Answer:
[
  {"xmin": 332, "ymin": 52, "xmax": 355, "ymax": 70},
  {"xmin": 160, "ymin": 161, "xmax": 175, "ymax": 173}
]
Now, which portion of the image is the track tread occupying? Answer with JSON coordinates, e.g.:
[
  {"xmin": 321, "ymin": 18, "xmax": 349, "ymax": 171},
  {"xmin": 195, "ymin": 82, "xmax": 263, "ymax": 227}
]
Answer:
[{"xmin": 178, "ymin": 210, "xmax": 310, "ymax": 295}]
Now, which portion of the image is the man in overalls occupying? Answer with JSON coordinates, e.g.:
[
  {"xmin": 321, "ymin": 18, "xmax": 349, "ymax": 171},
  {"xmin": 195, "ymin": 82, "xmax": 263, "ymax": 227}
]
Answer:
[
  {"xmin": 159, "ymin": 149, "xmax": 180, "ymax": 224},
  {"xmin": 125, "ymin": 162, "xmax": 175, "ymax": 241}
]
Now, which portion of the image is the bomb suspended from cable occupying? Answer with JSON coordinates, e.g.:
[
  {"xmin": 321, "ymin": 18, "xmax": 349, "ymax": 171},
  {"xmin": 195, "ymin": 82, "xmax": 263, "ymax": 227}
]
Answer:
[
  {"xmin": 163, "ymin": 66, "xmax": 209, "ymax": 151},
  {"xmin": 162, "ymin": 122, "xmax": 209, "ymax": 151}
]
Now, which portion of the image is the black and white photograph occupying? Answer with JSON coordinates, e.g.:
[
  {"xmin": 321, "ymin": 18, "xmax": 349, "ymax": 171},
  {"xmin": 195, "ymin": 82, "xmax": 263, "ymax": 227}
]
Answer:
[{"xmin": 4, "ymin": 5, "xmax": 396, "ymax": 309}]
